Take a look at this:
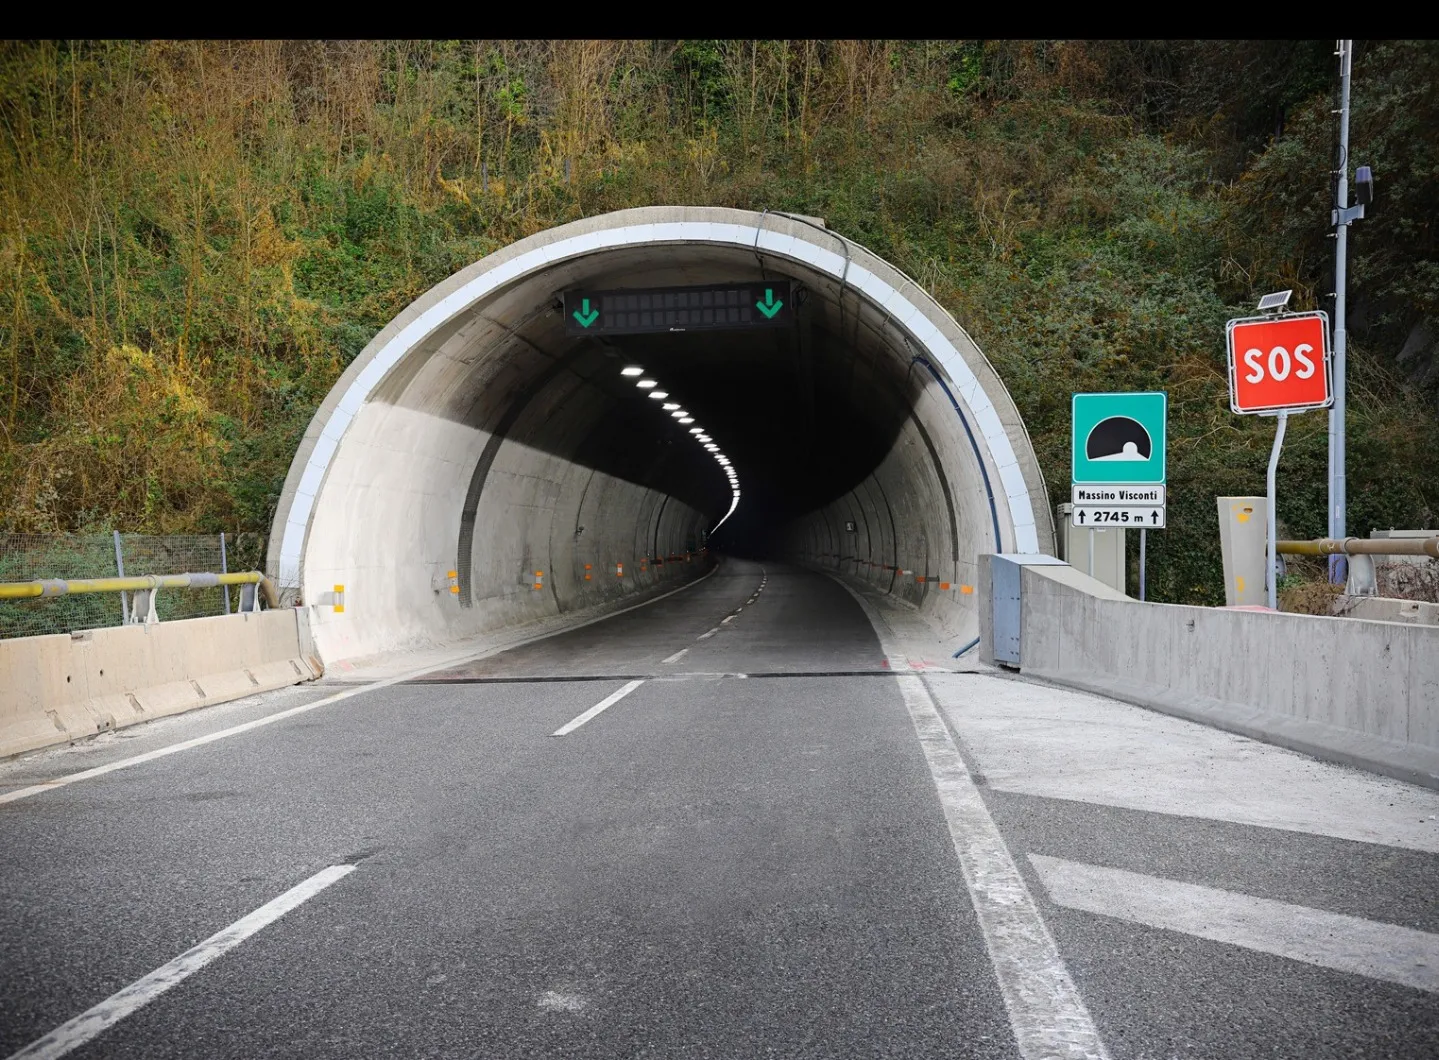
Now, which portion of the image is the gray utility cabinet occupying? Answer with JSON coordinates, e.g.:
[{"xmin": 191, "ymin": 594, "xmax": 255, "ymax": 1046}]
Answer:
[{"xmin": 983, "ymin": 553, "xmax": 1067, "ymax": 667}]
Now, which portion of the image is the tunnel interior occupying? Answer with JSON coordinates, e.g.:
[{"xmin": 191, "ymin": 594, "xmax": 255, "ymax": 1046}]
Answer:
[{"xmin": 270, "ymin": 209, "xmax": 1051, "ymax": 664}]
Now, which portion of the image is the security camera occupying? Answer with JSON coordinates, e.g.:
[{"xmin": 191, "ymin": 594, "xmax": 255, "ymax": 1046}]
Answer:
[{"xmin": 1354, "ymin": 165, "xmax": 1375, "ymax": 207}]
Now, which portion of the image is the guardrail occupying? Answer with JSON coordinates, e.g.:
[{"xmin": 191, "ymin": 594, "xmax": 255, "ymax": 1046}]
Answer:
[
  {"xmin": 1276, "ymin": 537, "xmax": 1438, "ymax": 597},
  {"xmin": 1277, "ymin": 537, "xmax": 1439, "ymax": 558},
  {"xmin": 0, "ymin": 571, "xmax": 279, "ymax": 625}
]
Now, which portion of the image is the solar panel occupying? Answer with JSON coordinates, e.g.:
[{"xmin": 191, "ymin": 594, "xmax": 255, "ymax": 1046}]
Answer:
[{"xmin": 1257, "ymin": 290, "xmax": 1292, "ymax": 312}]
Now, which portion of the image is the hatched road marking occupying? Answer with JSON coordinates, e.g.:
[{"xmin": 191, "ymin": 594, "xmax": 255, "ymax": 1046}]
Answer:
[{"xmin": 1030, "ymin": 854, "xmax": 1439, "ymax": 994}]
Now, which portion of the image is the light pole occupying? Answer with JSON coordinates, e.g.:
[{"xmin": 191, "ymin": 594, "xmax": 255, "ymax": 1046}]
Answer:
[{"xmin": 1327, "ymin": 39, "xmax": 1373, "ymax": 580}]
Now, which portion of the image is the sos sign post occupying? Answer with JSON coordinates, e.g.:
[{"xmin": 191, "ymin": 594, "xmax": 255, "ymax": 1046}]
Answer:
[
  {"xmin": 1227, "ymin": 312, "xmax": 1332, "ymax": 415},
  {"xmin": 1225, "ymin": 309, "xmax": 1332, "ymax": 609}
]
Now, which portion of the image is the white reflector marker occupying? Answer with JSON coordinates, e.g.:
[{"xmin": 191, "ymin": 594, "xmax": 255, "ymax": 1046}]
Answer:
[{"xmin": 8, "ymin": 864, "xmax": 356, "ymax": 1060}]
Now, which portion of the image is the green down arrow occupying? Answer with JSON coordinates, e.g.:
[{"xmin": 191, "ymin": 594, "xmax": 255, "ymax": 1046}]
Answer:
[
  {"xmin": 572, "ymin": 298, "xmax": 599, "ymax": 328},
  {"xmin": 756, "ymin": 288, "xmax": 783, "ymax": 319}
]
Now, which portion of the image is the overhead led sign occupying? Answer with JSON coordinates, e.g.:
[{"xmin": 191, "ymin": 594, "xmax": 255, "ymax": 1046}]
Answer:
[{"xmin": 563, "ymin": 282, "xmax": 794, "ymax": 336}]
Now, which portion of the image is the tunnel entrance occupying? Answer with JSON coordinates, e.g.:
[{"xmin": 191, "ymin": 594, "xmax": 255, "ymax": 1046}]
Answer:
[{"xmin": 269, "ymin": 207, "xmax": 1052, "ymax": 663}]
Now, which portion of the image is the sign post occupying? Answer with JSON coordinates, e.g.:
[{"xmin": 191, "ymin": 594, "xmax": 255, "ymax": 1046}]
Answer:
[
  {"xmin": 1071, "ymin": 392, "xmax": 1168, "ymax": 593},
  {"xmin": 1225, "ymin": 306, "xmax": 1333, "ymax": 609}
]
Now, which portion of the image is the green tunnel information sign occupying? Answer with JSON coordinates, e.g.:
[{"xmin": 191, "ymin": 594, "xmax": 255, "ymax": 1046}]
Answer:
[
  {"xmin": 563, "ymin": 282, "xmax": 794, "ymax": 336},
  {"xmin": 1071, "ymin": 392, "xmax": 1167, "ymax": 486}
]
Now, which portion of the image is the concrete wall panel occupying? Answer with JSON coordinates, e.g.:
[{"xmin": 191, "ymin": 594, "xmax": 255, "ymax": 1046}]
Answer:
[{"xmin": 1, "ymin": 610, "xmax": 318, "ymax": 759}]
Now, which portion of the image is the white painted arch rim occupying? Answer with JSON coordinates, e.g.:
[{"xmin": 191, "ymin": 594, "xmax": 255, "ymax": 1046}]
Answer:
[{"xmin": 276, "ymin": 213, "xmax": 1042, "ymax": 587}]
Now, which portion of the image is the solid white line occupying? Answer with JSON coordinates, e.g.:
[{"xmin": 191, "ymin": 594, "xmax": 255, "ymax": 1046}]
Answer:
[
  {"xmin": 7, "ymin": 864, "xmax": 355, "ymax": 1060},
  {"xmin": 829, "ymin": 574, "xmax": 1107, "ymax": 1060},
  {"xmin": 1030, "ymin": 854, "xmax": 1439, "ymax": 994},
  {"xmin": 551, "ymin": 680, "xmax": 644, "ymax": 737},
  {"xmin": 895, "ymin": 677, "xmax": 1109, "ymax": 1059},
  {"xmin": 0, "ymin": 564, "xmax": 723, "ymax": 807},
  {"xmin": 662, "ymin": 648, "xmax": 689, "ymax": 664}
]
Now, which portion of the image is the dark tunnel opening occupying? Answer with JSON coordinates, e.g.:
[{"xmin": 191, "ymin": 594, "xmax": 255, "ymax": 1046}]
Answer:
[{"xmin": 543, "ymin": 301, "xmax": 918, "ymax": 560}]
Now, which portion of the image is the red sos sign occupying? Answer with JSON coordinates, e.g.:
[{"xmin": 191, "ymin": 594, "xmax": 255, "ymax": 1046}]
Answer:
[{"xmin": 1227, "ymin": 312, "xmax": 1332, "ymax": 415}]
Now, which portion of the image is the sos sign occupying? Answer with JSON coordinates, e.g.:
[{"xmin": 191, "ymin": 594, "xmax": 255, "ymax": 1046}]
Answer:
[{"xmin": 1226, "ymin": 312, "xmax": 1332, "ymax": 415}]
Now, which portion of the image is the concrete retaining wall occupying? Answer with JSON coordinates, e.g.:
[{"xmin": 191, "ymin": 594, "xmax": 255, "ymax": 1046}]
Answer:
[
  {"xmin": 986, "ymin": 557, "xmax": 1439, "ymax": 789},
  {"xmin": 1, "ymin": 609, "xmax": 320, "ymax": 759}
]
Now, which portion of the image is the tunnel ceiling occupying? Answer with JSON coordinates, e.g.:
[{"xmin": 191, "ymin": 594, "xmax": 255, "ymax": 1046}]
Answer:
[{"xmin": 377, "ymin": 243, "xmax": 945, "ymax": 552}]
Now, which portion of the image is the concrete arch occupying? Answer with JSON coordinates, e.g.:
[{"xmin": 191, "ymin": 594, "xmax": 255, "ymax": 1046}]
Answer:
[{"xmin": 269, "ymin": 207, "xmax": 1053, "ymax": 663}]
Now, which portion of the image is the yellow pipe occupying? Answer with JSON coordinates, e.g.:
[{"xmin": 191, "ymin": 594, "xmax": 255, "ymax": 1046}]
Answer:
[
  {"xmin": 0, "ymin": 571, "xmax": 273, "ymax": 602},
  {"xmin": 1277, "ymin": 537, "xmax": 1439, "ymax": 558}
]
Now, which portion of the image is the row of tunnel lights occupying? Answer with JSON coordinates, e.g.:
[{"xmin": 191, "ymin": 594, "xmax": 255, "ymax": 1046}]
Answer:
[{"xmin": 619, "ymin": 365, "xmax": 740, "ymax": 533}]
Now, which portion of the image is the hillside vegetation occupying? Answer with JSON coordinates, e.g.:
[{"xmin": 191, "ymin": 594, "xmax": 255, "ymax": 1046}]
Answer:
[{"xmin": 2, "ymin": 40, "xmax": 1436, "ymax": 604}]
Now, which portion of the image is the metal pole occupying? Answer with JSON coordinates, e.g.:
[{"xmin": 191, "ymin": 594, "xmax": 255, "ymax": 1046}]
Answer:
[
  {"xmin": 1267, "ymin": 412, "xmax": 1289, "ymax": 610},
  {"xmin": 112, "ymin": 530, "xmax": 128, "ymax": 624},
  {"xmin": 1328, "ymin": 39, "xmax": 1352, "ymax": 583},
  {"xmin": 220, "ymin": 532, "xmax": 231, "ymax": 615},
  {"xmin": 1139, "ymin": 528, "xmax": 1147, "ymax": 601}
]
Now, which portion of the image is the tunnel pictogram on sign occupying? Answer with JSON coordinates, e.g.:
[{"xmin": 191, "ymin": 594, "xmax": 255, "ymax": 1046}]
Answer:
[{"xmin": 1227, "ymin": 312, "xmax": 1332, "ymax": 415}]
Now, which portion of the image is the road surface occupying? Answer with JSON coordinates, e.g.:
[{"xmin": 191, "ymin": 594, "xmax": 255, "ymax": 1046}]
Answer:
[{"xmin": 2, "ymin": 558, "xmax": 1437, "ymax": 1058}]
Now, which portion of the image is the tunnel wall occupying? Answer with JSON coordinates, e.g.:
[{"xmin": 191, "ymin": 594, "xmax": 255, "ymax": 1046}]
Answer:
[
  {"xmin": 293, "ymin": 399, "xmax": 708, "ymax": 663},
  {"xmin": 269, "ymin": 207, "xmax": 1053, "ymax": 664},
  {"xmin": 783, "ymin": 369, "xmax": 1014, "ymax": 644}
]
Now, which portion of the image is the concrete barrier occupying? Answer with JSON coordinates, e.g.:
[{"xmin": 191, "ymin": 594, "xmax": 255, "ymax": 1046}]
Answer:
[
  {"xmin": 1, "ymin": 609, "xmax": 321, "ymax": 759},
  {"xmin": 979, "ymin": 555, "xmax": 1439, "ymax": 790}
]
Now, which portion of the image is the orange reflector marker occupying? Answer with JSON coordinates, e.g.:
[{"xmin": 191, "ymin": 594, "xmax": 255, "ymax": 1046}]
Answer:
[
  {"xmin": 960, "ymin": 584, "xmax": 974, "ymax": 595},
  {"xmin": 333, "ymin": 584, "xmax": 345, "ymax": 613},
  {"xmin": 916, "ymin": 576, "xmax": 926, "ymax": 583},
  {"xmin": 939, "ymin": 581, "xmax": 951, "ymax": 591},
  {"xmin": 533, "ymin": 570, "xmax": 545, "ymax": 591},
  {"xmin": 616, "ymin": 561, "xmax": 624, "ymax": 578}
]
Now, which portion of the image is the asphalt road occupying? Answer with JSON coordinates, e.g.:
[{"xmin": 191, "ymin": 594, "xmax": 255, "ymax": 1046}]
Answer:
[{"xmin": 2, "ymin": 557, "xmax": 1437, "ymax": 1058}]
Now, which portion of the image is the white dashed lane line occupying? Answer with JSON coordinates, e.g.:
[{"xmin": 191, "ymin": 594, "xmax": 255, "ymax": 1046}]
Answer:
[
  {"xmin": 8, "ymin": 865, "xmax": 357, "ymax": 1060},
  {"xmin": 551, "ymin": 680, "xmax": 644, "ymax": 737},
  {"xmin": 693, "ymin": 576, "xmax": 762, "ymax": 640}
]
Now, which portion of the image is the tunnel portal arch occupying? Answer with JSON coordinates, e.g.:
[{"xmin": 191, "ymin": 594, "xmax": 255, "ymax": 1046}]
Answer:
[{"xmin": 268, "ymin": 207, "xmax": 1053, "ymax": 663}]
